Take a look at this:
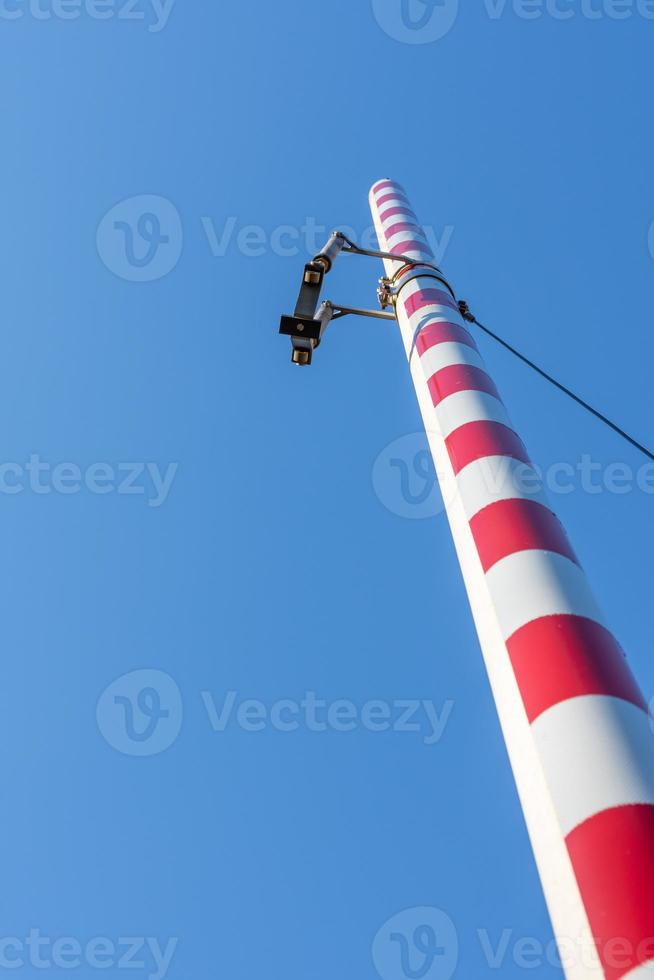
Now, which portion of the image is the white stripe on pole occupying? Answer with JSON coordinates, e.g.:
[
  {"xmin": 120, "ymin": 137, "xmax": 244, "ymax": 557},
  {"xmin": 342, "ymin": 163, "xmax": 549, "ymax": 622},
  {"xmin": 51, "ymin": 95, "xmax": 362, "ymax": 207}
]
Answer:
[
  {"xmin": 532, "ymin": 696, "xmax": 654, "ymax": 836},
  {"xmin": 484, "ymin": 551, "xmax": 605, "ymax": 640},
  {"xmin": 455, "ymin": 457, "xmax": 550, "ymax": 521},
  {"xmin": 420, "ymin": 342, "xmax": 486, "ymax": 376},
  {"xmin": 434, "ymin": 391, "xmax": 512, "ymax": 440}
]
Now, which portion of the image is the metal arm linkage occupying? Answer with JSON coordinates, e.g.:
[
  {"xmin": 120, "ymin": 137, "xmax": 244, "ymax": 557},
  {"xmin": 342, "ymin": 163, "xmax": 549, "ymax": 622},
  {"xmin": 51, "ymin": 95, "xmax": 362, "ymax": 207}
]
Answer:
[
  {"xmin": 279, "ymin": 231, "xmax": 421, "ymax": 365},
  {"xmin": 326, "ymin": 302, "xmax": 395, "ymax": 322}
]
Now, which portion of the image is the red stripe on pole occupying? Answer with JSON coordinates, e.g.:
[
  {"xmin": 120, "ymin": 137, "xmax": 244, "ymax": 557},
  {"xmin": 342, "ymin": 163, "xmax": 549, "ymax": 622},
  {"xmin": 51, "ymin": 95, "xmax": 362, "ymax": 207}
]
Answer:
[
  {"xmin": 566, "ymin": 804, "xmax": 654, "ymax": 980},
  {"xmin": 427, "ymin": 364, "xmax": 500, "ymax": 406},
  {"xmin": 377, "ymin": 193, "xmax": 410, "ymax": 208},
  {"xmin": 469, "ymin": 499, "xmax": 578, "ymax": 574},
  {"xmin": 373, "ymin": 179, "xmax": 403, "ymax": 195},
  {"xmin": 404, "ymin": 289, "xmax": 458, "ymax": 317},
  {"xmin": 378, "ymin": 206, "xmax": 418, "ymax": 224},
  {"xmin": 446, "ymin": 421, "xmax": 531, "ymax": 476},
  {"xmin": 391, "ymin": 240, "xmax": 433, "ymax": 257},
  {"xmin": 416, "ymin": 321, "xmax": 478, "ymax": 355},
  {"xmin": 384, "ymin": 222, "xmax": 428, "ymax": 240},
  {"xmin": 506, "ymin": 615, "xmax": 646, "ymax": 722}
]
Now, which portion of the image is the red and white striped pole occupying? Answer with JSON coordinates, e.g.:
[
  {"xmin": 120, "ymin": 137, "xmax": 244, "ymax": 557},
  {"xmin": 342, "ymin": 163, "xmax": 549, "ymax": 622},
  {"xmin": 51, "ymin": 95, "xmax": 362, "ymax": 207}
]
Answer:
[{"xmin": 369, "ymin": 179, "xmax": 654, "ymax": 980}]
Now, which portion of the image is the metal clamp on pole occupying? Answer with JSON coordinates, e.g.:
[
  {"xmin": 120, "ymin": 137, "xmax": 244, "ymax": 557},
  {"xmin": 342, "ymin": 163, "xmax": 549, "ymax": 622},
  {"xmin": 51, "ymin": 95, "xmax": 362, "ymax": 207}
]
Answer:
[{"xmin": 378, "ymin": 264, "xmax": 457, "ymax": 311}]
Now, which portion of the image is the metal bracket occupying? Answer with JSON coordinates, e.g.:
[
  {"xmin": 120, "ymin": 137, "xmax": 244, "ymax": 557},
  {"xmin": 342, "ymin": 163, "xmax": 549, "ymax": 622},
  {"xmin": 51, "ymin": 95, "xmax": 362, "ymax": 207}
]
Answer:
[
  {"xmin": 336, "ymin": 232, "xmax": 442, "ymax": 274},
  {"xmin": 324, "ymin": 301, "xmax": 396, "ymax": 322},
  {"xmin": 378, "ymin": 279, "xmax": 394, "ymax": 310},
  {"xmin": 279, "ymin": 229, "xmax": 417, "ymax": 366}
]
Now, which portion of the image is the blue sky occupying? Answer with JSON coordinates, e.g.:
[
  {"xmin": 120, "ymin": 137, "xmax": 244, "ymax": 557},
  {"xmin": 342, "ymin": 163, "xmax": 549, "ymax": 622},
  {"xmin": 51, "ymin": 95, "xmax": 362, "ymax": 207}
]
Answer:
[{"xmin": 1, "ymin": 2, "xmax": 653, "ymax": 979}]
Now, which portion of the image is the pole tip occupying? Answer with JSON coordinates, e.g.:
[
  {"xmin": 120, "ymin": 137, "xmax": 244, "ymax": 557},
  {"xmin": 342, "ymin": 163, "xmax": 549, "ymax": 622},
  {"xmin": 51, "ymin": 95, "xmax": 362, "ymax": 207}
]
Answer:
[{"xmin": 369, "ymin": 178, "xmax": 407, "ymax": 204}]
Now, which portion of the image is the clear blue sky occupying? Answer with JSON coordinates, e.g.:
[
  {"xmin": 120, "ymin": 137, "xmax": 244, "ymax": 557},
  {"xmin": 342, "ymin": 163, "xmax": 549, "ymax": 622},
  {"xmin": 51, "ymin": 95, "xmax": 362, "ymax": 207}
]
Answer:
[{"xmin": 1, "ymin": 2, "xmax": 653, "ymax": 978}]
